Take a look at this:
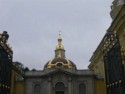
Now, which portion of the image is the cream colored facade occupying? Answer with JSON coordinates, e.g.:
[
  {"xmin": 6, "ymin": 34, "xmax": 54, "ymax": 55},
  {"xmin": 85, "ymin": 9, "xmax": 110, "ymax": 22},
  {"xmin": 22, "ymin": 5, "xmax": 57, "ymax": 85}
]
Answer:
[
  {"xmin": 10, "ymin": 62, "xmax": 24, "ymax": 94},
  {"xmin": 89, "ymin": 1, "xmax": 125, "ymax": 94},
  {"xmin": 89, "ymin": 39, "xmax": 106, "ymax": 94}
]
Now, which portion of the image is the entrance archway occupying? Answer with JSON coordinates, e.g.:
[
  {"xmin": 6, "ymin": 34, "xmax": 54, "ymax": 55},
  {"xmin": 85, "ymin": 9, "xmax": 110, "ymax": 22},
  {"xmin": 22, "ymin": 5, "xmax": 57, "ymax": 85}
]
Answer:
[{"xmin": 55, "ymin": 82, "xmax": 65, "ymax": 94}]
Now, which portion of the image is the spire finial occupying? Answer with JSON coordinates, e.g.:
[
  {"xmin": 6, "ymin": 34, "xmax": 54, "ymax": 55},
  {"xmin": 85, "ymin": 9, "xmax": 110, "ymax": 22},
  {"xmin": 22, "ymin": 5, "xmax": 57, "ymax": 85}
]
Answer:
[
  {"xmin": 58, "ymin": 31, "xmax": 62, "ymax": 42},
  {"xmin": 59, "ymin": 31, "xmax": 61, "ymax": 37},
  {"xmin": 55, "ymin": 31, "xmax": 65, "ymax": 57}
]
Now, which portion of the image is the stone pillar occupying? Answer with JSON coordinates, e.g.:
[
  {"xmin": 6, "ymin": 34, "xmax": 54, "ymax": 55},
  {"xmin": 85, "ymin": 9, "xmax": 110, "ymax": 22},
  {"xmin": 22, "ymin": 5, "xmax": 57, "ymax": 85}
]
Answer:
[
  {"xmin": 68, "ymin": 77, "xmax": 72, "ymax": 94},
  {"xmin": 48, "ymin": 77, "xmax": 51, "ymax": 94}
]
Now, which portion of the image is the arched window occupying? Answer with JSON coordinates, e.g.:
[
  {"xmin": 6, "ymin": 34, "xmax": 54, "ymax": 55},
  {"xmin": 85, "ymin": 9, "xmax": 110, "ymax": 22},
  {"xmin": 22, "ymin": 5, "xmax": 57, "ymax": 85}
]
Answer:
[
  {"xmin": 55, "ymin": 82, "xmax": 65, "ymax": 91},
  {"xmin": 34, "ymin": 84, "xmax": 41, "ymax": 94},
  {"xmin": 79, "ymin": 83, "xmax": 86, "ymax": 94},
  {"xmin": 55, "ymin": 82, "xmax": 65, "ymax": 94}
]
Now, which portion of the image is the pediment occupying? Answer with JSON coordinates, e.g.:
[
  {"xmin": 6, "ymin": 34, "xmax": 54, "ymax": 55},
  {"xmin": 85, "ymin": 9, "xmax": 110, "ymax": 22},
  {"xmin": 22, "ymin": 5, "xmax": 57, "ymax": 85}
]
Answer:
[{"xmin": 42, "ymin": 68, "xmax": 76, "ymax": 77}]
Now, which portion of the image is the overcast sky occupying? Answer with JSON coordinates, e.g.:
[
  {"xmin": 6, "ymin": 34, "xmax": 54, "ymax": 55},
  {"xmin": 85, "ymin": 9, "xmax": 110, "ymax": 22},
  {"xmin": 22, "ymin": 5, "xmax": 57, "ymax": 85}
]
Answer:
[{"xmin": 0, "ymin": 0, "xmax": 113, "ymax": 70}]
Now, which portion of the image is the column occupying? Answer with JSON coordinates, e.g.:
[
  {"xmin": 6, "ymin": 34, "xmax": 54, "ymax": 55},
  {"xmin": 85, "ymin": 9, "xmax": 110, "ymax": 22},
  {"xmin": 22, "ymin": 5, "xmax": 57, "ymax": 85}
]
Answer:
[
  {"xmin": 68, "ymin": 77, "xmax": 72, "ymax": 94},
  {"xmin": 48, "ymin": 77, "xmax": 51, "ymax": 94}
]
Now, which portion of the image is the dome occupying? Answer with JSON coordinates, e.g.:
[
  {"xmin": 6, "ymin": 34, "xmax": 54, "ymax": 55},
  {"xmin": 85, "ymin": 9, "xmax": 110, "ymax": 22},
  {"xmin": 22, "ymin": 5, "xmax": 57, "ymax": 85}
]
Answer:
[
  {"xmin": 44, "ymin": 57, "xmax": 76, "ymax": 69},
  {"xmin": 44, "ymin": 34, "xmax": 77, "ymax": 70}
]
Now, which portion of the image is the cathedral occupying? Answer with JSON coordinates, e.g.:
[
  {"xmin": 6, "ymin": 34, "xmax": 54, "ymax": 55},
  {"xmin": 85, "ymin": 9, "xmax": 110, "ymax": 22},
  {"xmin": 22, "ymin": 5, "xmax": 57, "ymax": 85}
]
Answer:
[
  {"xmin": 24, "ymin": 35, "xmax": 96, "ymax": 94},
  {"xmin": 1, "ymin": 0, "xmax": 125, "ymax": 94}
]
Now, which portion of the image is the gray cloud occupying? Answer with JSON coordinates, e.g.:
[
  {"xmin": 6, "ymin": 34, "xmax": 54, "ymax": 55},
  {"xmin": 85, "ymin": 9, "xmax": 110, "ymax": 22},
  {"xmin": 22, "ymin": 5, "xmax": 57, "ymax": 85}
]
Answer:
[{"xmin": 0, "ymin": 0, "xmax": 112, "ymax": 69}]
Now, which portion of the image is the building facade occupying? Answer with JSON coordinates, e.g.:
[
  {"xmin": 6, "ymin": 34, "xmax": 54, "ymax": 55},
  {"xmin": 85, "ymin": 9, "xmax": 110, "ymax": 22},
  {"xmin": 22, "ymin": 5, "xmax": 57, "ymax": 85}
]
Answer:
[
  {"xmin": 89, "ymin": 0, "xmax": 125, "ymax": 94},
  {"xmin": 24, "ymin": 35, "xmax": 96, "ymax": 94},
  {"xmin": 105, "ymin": 1, "xmax": 125, "ymax": 93},
  {"xmin": 89, "ymin": 36, "xmax": 107, "ymax": 94},
  {"xmin": 10, "ymin": 61, "xmax": 24, "ymax": 94}
]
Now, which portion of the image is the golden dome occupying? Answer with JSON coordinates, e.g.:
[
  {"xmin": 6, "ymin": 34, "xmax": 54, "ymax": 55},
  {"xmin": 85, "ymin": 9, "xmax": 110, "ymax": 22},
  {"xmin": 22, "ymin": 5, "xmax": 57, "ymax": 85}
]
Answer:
[
  {"xmin": 44, "ymin": 57, "xmax": 76, "ymax": 69},
  {"xmin": 44, "ymin": 34, "xmax": 77, "ymax": 70}
]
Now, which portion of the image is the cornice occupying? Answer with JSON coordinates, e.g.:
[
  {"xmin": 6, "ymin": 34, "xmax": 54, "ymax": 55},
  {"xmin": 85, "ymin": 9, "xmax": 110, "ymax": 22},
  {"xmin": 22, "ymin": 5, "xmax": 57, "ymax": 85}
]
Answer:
[{"xmin": 108, "ymin": 5, "xmax": 125, "ymax": 33}]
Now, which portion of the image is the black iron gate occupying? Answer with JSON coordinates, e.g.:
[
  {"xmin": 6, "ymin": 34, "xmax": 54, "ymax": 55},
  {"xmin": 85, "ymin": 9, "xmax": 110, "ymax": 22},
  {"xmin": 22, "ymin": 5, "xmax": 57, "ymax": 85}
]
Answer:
[
  {"xmin": 104, "ymin": 32, "xmax": 125, "ymax": 94},
  {"xmin": 0, "ymin": 31, "xmax": 13, "ymax": 94}
]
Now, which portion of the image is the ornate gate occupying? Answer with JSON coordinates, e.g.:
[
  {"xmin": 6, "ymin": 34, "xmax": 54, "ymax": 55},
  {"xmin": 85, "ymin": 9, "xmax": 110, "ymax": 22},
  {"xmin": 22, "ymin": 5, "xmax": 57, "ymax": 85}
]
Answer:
[{"xmin": 104, "ymin": 32, "xmax": 125, "ymax": 94}]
